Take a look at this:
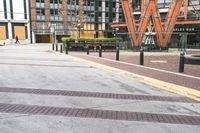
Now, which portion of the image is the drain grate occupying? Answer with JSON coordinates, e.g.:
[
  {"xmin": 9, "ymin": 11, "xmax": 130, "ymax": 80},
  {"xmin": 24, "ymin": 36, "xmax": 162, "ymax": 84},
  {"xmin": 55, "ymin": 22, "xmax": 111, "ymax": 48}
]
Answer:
[
  {"xmin": 0, "ymin": 87, "xmax": 198, "ymax": 103},
  {"xmin": 0, "ymin": 103, "xmax": 200, "ymax": 125}
]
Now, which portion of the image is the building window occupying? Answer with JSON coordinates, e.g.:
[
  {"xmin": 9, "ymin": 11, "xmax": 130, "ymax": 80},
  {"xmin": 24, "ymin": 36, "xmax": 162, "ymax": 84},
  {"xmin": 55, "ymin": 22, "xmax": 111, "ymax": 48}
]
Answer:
[
  {"xmin": 157, "ymin": 0, "xmax": 171, "ymax": 8},
  {"xmin": 10, "ymin": 0, "xmax": 13, "ymax": 19},
  {"xmin": 36, "ymin": 0, "xmax": 44, "ymax": 2},
  {"xmin": 36, "ymin": 9, "xmax": 45, "ymax": 15},
  {"xmin": 50, "ymin": 9, "xmax": 58, "ymax": 15},
  {"xmin": 98, "ymin": 1, "xmax": 102, "ymax": 7},
  {"xmin": 106, "ymin": 2, "xmax": 109, "ymax": 7},
  {"xmin": 189, "ymin": 0, "xmax": 200, "ymax": 5},
  {"xmin": 3, "ymin": 0, "xmax": 7, "ymax": 19},
  {"xmin": 50, "ymin": 0, "xmax": 62, "ymax": 4}
]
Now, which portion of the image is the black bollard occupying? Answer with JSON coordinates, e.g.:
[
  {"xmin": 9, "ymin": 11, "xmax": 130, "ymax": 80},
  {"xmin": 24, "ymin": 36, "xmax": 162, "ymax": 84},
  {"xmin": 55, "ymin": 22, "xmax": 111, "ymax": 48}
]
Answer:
[
  {"xmin": 99, "ymin": 45, "xmax": 102, "ymax": 57},
  {"xmin": 56, "ymin": 44, "xmax": 58, "ymax": 51},
  {"xmin": 87, "ymin": 45, "xmax": 89, "ymax": 55},
  {"xmin": 116, "ymin": 45, "xmax": 119, "ymax": 61},
  {"xmin": 60, "ymin": 44, "xmax": 63, "ymax": 53},
  {"xmin": 179, "ymin": 52, "xmax": 185, "ymax": 73},
  {"xmin": 140, "ymin": 47, "xmax": 144, "ymax": 65},
  {"xmin": 52, "ymin": 44, "xmax": 55, "ymax": 51},
  {"xmin": 63, "ymin": 43, "xmax": 65, "ymax": 51},
  {"xmin": 65, "ymin": 43, "xmax": 68, "ymax": 54}
]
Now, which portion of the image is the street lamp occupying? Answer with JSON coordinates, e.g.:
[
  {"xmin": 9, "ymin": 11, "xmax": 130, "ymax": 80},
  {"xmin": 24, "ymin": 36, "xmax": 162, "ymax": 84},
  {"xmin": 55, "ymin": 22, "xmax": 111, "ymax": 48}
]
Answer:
[
  {"xmin": 113, "ymin": 28, "xmax": 119, "ymax": 60},
  {"xmin": 112, "ymin": 28, "xmax": 117, "ymax": 47},
  {"xmin": 112, "ymin": 28, "xmax": 116, "ymax": 37},
  {"xmin": 50, "ymin": 24, "xmax": 56, "ymax": 50},
  {"xmin": 77, "ymin": 23, "xmax": 81, "ymax": 39}
]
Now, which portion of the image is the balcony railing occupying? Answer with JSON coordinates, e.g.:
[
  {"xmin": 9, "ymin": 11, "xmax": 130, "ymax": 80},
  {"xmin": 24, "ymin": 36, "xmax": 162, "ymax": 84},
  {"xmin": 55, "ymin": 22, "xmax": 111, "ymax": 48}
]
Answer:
[
  {"xmin": 36, "ymin": 15, "xmax": 45, "ymax": 21},
  {"xmin": 33, "ymin": 29, "xmax": 66, "ymax": 34},
  {"xmin": 50, "ymin": 16, "xmax": 64, "ymax": 21}
]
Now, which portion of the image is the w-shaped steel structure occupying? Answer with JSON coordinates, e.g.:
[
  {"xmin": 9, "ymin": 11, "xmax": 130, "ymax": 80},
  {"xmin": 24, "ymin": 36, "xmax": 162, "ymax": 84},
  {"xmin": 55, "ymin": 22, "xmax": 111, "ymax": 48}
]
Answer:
[{"xmin": 113, "ymin": 0, "xmax": 183, "ymax": 48}]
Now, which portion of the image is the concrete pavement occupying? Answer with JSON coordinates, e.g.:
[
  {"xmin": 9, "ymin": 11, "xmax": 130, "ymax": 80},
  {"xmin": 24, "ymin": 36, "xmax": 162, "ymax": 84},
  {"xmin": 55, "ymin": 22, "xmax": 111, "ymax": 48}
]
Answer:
[{"xmin": 0, "ymin": 44, "xmax": 200, "ymax": 133}]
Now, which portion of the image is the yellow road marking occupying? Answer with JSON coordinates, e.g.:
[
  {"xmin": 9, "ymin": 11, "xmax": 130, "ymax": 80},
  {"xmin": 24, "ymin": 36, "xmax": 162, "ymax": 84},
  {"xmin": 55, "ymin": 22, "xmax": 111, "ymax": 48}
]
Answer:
[{"xmin": 58, "ymin": 52, "xmax": 200, "ymax": 101}]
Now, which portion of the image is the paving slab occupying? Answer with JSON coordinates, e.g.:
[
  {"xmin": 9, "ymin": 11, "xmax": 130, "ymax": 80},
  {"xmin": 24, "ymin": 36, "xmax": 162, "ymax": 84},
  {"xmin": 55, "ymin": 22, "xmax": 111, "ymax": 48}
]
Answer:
[{"xmin": 0, "ymin": 44, "xmax": 200, "ymax": 133}]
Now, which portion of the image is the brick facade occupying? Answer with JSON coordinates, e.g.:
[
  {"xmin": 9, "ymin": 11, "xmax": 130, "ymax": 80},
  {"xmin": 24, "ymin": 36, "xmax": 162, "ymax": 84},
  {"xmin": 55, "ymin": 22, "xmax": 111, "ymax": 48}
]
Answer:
[
  {"xmin": 30, "ymin": 0, "xmax": 36, "ymax": 31},
  {"xmin": 62, "ymin": 0, "xmax": 68, "ymax": 34},
  {"xmin": 45, "ymin": 0, "xmax": 50, "ymax": 29}
]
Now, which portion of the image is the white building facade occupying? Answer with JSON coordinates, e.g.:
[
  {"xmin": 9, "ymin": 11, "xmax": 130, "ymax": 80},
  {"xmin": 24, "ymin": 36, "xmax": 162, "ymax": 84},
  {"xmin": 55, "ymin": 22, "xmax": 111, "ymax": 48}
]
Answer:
[{"xmin": 0, "ymin": 0, "xmax": 31, "ymax": 44}]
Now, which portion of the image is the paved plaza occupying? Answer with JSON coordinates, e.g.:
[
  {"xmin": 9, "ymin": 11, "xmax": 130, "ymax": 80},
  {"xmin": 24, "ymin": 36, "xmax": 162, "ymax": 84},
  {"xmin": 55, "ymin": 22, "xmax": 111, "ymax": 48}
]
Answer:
[{"xmin": 0, "ymin": 44, "xmax": 200, "ymax": 133}]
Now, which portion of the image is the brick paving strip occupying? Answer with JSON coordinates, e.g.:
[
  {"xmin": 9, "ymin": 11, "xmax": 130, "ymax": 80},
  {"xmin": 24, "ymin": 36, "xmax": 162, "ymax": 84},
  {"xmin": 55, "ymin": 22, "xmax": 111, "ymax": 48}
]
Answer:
[
  {"xmin": 0, "ymin": 103, "xmax": 200, "ymax": 125},
  {"xmin": 0, "ymin": 87, "xmax": 198, "ymax": 103}
]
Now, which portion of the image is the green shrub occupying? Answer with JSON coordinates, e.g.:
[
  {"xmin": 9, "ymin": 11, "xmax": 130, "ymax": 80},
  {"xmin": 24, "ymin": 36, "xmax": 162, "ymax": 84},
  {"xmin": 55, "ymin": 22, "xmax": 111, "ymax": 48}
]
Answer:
[{"xmin": 61, "ymin": 37, "xmax": 122, "ymax": 43}]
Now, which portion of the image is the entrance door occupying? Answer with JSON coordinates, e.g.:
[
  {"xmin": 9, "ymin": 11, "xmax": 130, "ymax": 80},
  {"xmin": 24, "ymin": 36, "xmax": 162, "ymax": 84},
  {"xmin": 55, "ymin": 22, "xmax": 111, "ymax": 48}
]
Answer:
[{"xmin": 35, "ymin": 35, "xmax": 50, "ymax": 43}]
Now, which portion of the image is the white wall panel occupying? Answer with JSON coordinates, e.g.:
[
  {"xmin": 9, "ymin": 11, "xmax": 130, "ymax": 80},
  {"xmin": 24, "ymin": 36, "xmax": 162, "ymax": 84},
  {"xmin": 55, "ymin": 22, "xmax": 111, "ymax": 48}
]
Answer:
[
  {"xmin": 0, "ymin": 0, "xmax": 30, "ymax": 43},
  {"xmin": 0, "ymin": 0, "xmax": 5, "ymax": 20},
  {"xmin": 12, "ymin": 0, "xmax": 25, "ymax": 20},
  {"xmin": 102, "ymin": 0, "xmax": 105, "ymax": 30}
]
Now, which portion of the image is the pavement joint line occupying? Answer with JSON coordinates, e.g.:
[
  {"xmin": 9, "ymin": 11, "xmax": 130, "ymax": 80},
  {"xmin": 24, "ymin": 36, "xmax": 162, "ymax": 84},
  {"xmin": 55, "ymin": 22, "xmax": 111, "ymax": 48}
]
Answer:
[
  {"xmin": 0, "ymin": 103, "xmax": 200, "ymax": 125},
  {"xmin": 86, "ymin": 54, "xmax": 200, "ymax": 80},
  {"xmin": 0, "ymin": 62, "xmax": 93, "ymax": 68},
  {"xmin": 0, "ymin": 87, "xmax": 197, "ymax": 103},
  {"xmin": 57, "ymin": 53, "xmax": 200, "ymax": 101},
  {"xmin": 0, "ymin": 56, "xmax": 75, "ymax": 62}
]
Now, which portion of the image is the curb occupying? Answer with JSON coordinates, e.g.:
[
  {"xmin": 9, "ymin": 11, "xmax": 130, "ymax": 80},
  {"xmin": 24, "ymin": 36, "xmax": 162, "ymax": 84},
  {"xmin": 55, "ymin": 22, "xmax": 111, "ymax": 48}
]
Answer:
[{"xmin": 66, "ymin": 54, "xmax": 200, "ymax": 101}]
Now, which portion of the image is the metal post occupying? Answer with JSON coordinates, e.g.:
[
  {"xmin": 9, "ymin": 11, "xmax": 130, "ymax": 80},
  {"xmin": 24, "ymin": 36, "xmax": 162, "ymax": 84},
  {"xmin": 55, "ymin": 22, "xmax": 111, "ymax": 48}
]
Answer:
[
  {"xmin": 140, "ymin": 47, "xmax": 144, "ymax": 65},
  {"xmin": 56, "ymin": 44, "xmax": 58, "ymax": 51},
  {"xmin": 99, "ymin": 44, "xmax": 102, "ymax": 57},
  {"xmin": 87, "ymin": 45, "xmax": 89, "ymax": 55},
  {"xmin": 116, "ymin": 44, "xmax": 119, "ymax": 61},
  {"xmin": 183, "ymin": 42, "xmax": 186, "ymax": 52},
  {"xmin": 179, "ymin": 52, "xmax": 185, "ymax": 73},
  {"xmin": 52, "ymin": 43, "xmax": 54, "ymax": 51},
  {"xmin": 63, "ymin": 43, "xmax": 66, "ymax": 51},
  {"xmin": 65, "ymin": 42, "xmax": 68, "ymax": 54},
  {"xmin": 54, "ymin": 25, "xmax": 57, "ymax": 51},
  {"xmin": 52, "ymin": 31, "xmax": 55, "ymax": 51},
  {"xmin": 60, "ymin": 44, "xmax": 63, "ymax": 53}
]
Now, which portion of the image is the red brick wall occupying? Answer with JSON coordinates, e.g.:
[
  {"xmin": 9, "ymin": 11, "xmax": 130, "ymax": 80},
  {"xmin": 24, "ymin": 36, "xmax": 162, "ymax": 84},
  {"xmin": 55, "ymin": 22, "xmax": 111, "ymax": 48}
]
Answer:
[
  {"xmin": 31, "ymin": 0, "xmax": 36, "ymax": 31},
  {"xmin": 63, "ymin": 0, "xmax": 68, "ymax": 34},
  {"xmin": 45, "ymin": 0, "xmax": 50, "ymax": 29}
]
